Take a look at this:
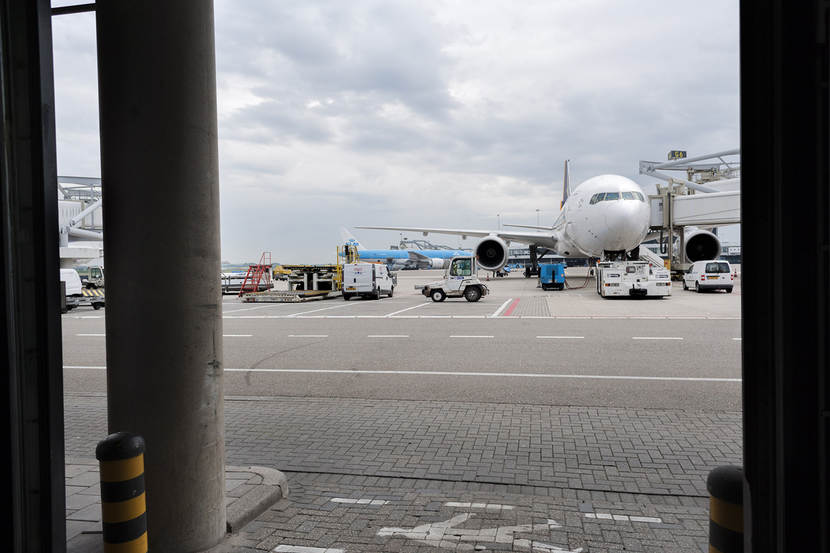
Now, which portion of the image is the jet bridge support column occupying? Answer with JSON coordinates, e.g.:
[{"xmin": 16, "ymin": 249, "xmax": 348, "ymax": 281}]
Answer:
[{"xmin": 96, "ymin": 2, "xmax": 225, "ymax": 551}]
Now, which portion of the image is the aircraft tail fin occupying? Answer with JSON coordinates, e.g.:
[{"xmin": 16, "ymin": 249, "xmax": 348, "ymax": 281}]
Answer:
[
  {"xmin": 560, "ymin": 159, "xmax": 571, "ymax": 209},
  {"xmin": 339, "ymin": 227, "xmax": 362, "ymax": 248}
]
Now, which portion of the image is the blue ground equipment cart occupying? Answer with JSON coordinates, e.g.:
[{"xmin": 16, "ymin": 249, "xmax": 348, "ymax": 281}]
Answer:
[{"xmin": 539, "ymin": 263, "xmax": 565, "ymax": 290}]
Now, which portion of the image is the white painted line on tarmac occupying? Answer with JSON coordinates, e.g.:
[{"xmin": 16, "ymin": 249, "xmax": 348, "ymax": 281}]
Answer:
[
  {"xmin": 288, "ymin": 334, "xmax": 329, "ymax": 338},
  {"xmin": 367, "ymin": 335, "xmax": 409, "ymax": 338},
  {"xmin": 629, "ymin": 516, "xmax": 663, "ymax": 523},
  {"xmin": 64, "ymin": 366, "xmax": 743, "ymax": 382},
  {"xmin": 219, "ymin": 368, "xmax": 742, "ymax": 382},
  {"xmin": 223, "ymin": 334, "xmax": 253, "ymax": 337},
  {"xmin": 537, "ymin": 336, "xmax": 584, "ymax": 339},
  {"xmin": 330, "ymin": 498, "xmax": 389, "ymax": 506},
  {"xmin": 221, "ymin": 314, "xmax": 741, "ymax": 321},
  {"xmin": 489, "ymin": 298, "xmax": 513, "ymax": 318},
  {"xmin": 383, "ymin": 302, "xmax": 430, "ymax": 317},
  {"xmin": 449, "ymin": 335, "xmax": 494, "ymax": 338},
  {"xmin": 223, "ymin": 304, "xmax": 278, "ymax": 314},
  {"xmin": 285, "ymin": 302, "xmax": 357, "ymax": 317},
  {"xmin": 632, "ymin": 336, "xmax": 684, "ymax": 340},
  {"xmin": 732, "ymin": 337, "xmax": 742, "ymax": 341},
  {"xmin": 584, "ymin": 513, "xmax": 662, "ymax": 524},
  {"xmin": 76, "ymin": 333, "xmax": 105, "ymax": 337},
  {"xmin": 444, "ymin": 502, "xmax": 515, "ymax": 510},
  {"xmin": 273, "ymin": 546, "xmax": 346, "ymax": 553}
]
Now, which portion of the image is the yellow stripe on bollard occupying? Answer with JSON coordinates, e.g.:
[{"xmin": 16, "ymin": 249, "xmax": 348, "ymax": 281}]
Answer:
[
  {"xmin": 103, "ymin": 532, "xmax": 147, "ymax": 553},
  {"xmin": 709, "ymin": 496, "xmax": 743, "ymax": 534},
  {"xmin": 100, "ymin": 455, "xmax": 144, "ymax": 482},
  {"xmin": 102, "ymin": 492, "xmax": 146, "ymax": 524}
]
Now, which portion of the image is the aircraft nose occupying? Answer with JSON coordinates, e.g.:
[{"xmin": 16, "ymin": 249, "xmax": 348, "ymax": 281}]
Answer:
[{"xmin": 604, "ymin": 200, "xmax": 649, "ymax": 251}]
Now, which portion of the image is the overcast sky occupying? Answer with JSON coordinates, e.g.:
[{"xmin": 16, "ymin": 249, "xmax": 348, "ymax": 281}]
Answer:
[{"xmin": 51, "ymin": 1, "xmax": 740, "ymax": 263}]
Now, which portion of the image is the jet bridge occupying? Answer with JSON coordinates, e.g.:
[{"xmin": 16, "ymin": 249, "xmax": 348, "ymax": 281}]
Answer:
[{"xmin": 640, "ymin": 150, "xmax": 741, "ymax": 273}]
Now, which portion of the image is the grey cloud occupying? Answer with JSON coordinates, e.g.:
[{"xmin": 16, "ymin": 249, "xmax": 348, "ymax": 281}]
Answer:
[{"xmin": 222, "ymin": 100, "xmax": 333, "ymax": 143}]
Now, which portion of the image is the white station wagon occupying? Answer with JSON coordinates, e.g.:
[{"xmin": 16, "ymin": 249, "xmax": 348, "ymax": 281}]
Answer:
[{"xmin": 683, "ymin": 260, "xmax": 734, "ymax": 293}]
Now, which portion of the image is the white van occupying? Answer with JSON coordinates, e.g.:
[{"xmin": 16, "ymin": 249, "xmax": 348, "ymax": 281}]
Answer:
[
  {"xmin": 342, "ymin": 263, "xmax": 395, "ymax": 300},
  {"xmin": 683, "ymin": 260, "xmax": 734, "ymax": 293},
  {"xmin": 60, "ymin": 268, "xmax": 83, "ymax": 296}
]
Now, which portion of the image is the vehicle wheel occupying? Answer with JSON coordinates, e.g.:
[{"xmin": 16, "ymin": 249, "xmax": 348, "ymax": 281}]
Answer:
[
  {"xmin": 682, "ymin": 280, "xmax": 688, "ymax": 290},
  {"xmin": 431, "ymin": 289, "xmax": 446, "ymax": 302},
  {"xmin": 464, "ymin": 286, "xmax": 482, "ymax": 302},
  {"xmin": 343, "ymin": 293, "xmax": 351, "ymax": 301},
  {"xmin": 375, "ymin": 288, "xmax": 382, "ymax": 300},
  {"xmin": 726, "ymin": 288, "xmax": 733, "ymax": 294},
  {"xmin": 92, "ymin": 303, "xmax": 103, "ymax": 310},
  {"xmin": 695, "ymin": 281, "xmax": 701, "ymax": 293},
  {"xmin": 388, "ymin": 286, "xmax": 394, "ymax": 297}
]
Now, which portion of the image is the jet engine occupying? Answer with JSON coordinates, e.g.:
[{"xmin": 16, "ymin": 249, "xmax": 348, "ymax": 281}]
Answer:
[
  {"xmin": 475, "ymin": 236, "xmax": 509, "ymax": 271},
  {"xmin": 684, "ymin": 228, "xmax": 722, "ymax": 261},
  {"xmin": 430, "ymin": 258, "xmax": 447, "ymax": 269}
]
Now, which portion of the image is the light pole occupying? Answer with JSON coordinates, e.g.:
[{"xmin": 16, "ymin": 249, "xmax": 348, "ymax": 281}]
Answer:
[
  {"xmin": 497, "ymin": 213, "xmax": 501, "ymax": 229},
  {"xmin": 536, "ymin": 208, "xmax": 541, "ymax": 227}
]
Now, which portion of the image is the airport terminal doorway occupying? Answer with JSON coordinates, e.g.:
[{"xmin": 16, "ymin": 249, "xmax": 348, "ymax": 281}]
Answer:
[{"xmin": 3, "ymin": 1, "xmax": 829, "ymax": 552}]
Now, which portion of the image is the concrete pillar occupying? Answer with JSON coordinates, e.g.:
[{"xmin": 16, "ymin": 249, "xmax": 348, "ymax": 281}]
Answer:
[{"xmin": 96, "ymin": 2, "xmax": 225, "ymax": 551}]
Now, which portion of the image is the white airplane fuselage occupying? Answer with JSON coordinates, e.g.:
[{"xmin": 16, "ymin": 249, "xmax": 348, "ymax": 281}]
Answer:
[{"xmin": 552, "ymin": 174, "xmax": 651, "ymax": 258}]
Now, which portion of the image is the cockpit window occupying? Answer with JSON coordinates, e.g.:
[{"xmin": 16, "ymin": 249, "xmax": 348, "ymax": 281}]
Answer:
[{"xmin": 591, "ymin": 191, "xmax": 645, "ymax": 204}]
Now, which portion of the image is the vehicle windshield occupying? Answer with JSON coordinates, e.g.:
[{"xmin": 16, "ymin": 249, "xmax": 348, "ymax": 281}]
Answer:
[
  {"xmin": 450, "ymin": 259, "xmax": 472, "ymax": 276},
  {"xmin": 705, "ymin": 262, "xmax": 731, "ymax": 273}
]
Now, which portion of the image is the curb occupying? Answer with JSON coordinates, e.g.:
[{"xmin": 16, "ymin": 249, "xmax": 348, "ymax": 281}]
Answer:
[{"xmin": 226, "ymin": 465, "xmax": 288, "ymax": 534}]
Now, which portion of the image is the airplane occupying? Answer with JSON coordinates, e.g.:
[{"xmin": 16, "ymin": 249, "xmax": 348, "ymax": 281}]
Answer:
[
  {"xmin": 358, "ymin": 161, "xmax": 724, "ymax": 271},
  {"xmin": 339, "ymin": 228, "xmax": 470, "ymax": 270}
]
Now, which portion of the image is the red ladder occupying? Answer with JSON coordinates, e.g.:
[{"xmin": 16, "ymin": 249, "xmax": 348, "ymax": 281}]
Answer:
[{"xmin": 238, "ymin": 251, "xmax": 272, "ymax": 296}]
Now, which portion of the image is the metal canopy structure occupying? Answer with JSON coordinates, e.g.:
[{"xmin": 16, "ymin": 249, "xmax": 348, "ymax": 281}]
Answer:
[{"xmin": 639, "ymin": 149, "xmax": 741, "ymax": 193}]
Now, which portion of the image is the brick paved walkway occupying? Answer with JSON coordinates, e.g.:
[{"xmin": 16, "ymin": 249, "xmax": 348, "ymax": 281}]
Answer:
[
  {"xmin": 65, "ymin": 393, "xmax": 739, "ymax": 551},
  {"xmin": 66, "ymin": 394, "xmax": 740, "ymax": 497},
  {"xmin": 224, "ymin": 473, "xmax": 709, "ymax": 552}
]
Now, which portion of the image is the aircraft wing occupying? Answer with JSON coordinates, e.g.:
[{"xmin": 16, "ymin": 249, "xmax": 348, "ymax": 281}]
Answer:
[{"xmin": 356, "ymin": 226, "xmax": 556, "ymax": 246}]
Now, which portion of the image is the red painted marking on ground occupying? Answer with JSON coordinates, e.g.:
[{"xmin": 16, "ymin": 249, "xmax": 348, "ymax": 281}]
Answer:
[{"xmin": 502, "ymin": 298, "xmax": 520, "ymax": 317}]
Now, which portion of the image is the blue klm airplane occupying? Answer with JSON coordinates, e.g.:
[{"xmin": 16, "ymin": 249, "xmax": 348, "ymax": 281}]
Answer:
[{"xmin": 340, "ymin": 228, "xmax": 469, "ymax": 270}]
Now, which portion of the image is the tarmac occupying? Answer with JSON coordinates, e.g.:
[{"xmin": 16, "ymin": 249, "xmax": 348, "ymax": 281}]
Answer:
[{"xmin": 62, "ymin": 268, "xmax": 741, "ymax": 552}]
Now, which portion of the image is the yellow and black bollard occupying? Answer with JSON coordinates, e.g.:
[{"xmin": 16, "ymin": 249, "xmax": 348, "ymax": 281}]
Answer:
[
  {"xmin": 95, "ymin": 432, "xmax": 148, "ymax": 553},
  {"xmin": 707, "ymin": 465, "xmax": 743, "ymax": 553}
]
